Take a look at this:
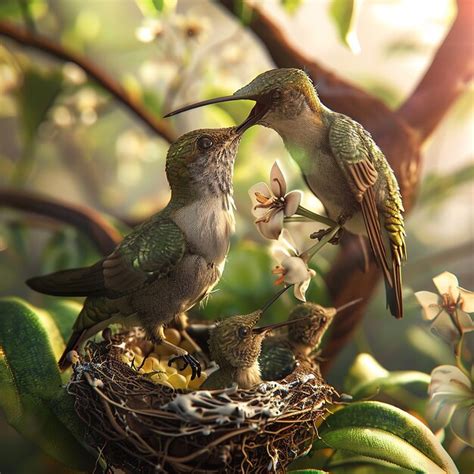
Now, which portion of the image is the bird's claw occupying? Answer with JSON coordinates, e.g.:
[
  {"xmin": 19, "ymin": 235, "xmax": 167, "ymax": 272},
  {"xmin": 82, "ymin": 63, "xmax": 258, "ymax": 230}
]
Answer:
[{"xmin": 168, "ymin": 353, "xmax": 202, "ymax": 380}]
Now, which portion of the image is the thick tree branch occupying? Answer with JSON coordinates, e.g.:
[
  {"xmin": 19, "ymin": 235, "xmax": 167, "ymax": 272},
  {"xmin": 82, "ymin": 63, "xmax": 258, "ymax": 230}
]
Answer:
[
  {"xmin": 0, "ymin": 189, "xmax": 121, "ymax": 256},
  {"xmin": 0, "ymin": 20, "xmax": 176, "ymax": 143},
  {"xmin": 397, "ymin": 0, "xmax": 474, "ymax": 141},
  {"xmin": 218, "ymin": 0, "xmax": 473, "ymax": 373}
]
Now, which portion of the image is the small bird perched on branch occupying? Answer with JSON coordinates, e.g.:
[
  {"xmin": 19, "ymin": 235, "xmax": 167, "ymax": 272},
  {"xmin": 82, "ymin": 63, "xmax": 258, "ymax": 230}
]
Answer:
[
  {"xmin": 166, "ymin": 68, "xmax": 407, "ymax": 319},
  {"xmin": 202, "ymin": 310, "xmax": 311, "ymax": 390},
  {"xmin": 259, "ymin": 299, "xmax": 361, "ymax": 381},
  {"xmin": 27, "ymin": 126, "xmax": 247, "ymax": 378}
]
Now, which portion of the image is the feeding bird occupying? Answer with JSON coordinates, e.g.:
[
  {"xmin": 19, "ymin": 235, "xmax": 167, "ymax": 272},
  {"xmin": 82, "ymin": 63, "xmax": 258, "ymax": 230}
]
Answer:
[
  {"xmin": 27, "ymin": 127, "xmax": 246, "ymax": 378},
  {"xmin": 165, "ymin": 68, "xmax": 407, "ymax": 319},
  {"xmin": 259, "ymin": 299, "xmax": 361, "ymax": 381},
  {"xmin": 202, "ymin": 310, "xmax": 310, "ymax": 390}
]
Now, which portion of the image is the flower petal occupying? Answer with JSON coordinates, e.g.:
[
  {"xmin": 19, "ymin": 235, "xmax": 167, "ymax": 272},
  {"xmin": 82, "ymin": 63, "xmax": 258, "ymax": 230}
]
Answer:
[
  {"xmin": 248, "ymin": 182, "xmax": 272, "ymax": 218},
  {"xmin": 459, "ymin": 287, "xmax": 474, "ymax": 313},
  {"xmin": 270, "ymin": 161, "xmax": 287, "ymax": 197},
  {"xmin": 451, "ymin": 405, "xmax": 474, "ymax": 447},
  {"xmin": 426, "ymin": 396, "xmax": 456, "ymax": 431},
  {"xmin": 272, "ymin": 244, "xmax": 291, "ymax": 263},
  {"xmin": 415, "ymin": 291, "xmax": 442, "ymax": 320},
  {"xmin": 429, "ymin": 365, "xmax": 472, "ymax": 397},
  {"xmin": 433, "ymin": 271, "xmax": 460, "ymax": 300},
  {"xmin": 294, "ymin": 280, "xmax": 309, "ymax": 302},
  {"xmin": 283, "ymin": 190, "xmax": 303, "ymax": 217},
  {"xmin": 429, "ymin": 311, "xmax": 462, "ymax": 346},
  {"xmin": 281, "ymin": 256, "xmax": 311, "ymax": 285},
  {"xmin": 256, "ymin": 211, "xmax": 284, "ymax": 240},
  {"xmin": 279, "ymin": 228, "xmax": 299, "ymax": 255}
]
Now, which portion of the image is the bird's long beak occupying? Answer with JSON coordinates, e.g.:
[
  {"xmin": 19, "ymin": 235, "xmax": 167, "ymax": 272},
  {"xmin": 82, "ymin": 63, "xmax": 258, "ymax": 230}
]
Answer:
[
  {"xmin": 335, "ymin": 298, "xmax": 363, "ymax": 314},
  {"xmin": 164, "ymin": 93, "xmax": 270, "ymax": 134},
  {"xmin": 252, "ymin": 316, "xmax": 311, "ymax": 335}
]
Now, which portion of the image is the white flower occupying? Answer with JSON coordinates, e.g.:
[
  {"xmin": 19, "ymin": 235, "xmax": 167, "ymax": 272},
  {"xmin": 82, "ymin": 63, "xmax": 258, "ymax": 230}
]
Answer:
[
  {"xmin": 136, "ymin": 19, "xmax": 163, "ymax": 43},
  {"xmin": 415, "ymin": 272, "xmax": 474, "ymax": 345},
  {"xmin": 427, "ymin": 364, "xmax": 474, "ymax": 447},
  {"xmin": 249, "ymin": 161, "xmax": 302, "ymax": 240},
  {"xmin": 272, "ymin": 229, "xmax": 316, "ymax": 302}
]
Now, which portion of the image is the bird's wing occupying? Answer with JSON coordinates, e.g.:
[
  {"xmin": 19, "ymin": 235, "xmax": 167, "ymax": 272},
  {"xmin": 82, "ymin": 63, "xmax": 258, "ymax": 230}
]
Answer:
[
  {"xmin": 103, "ymin": 216, "xmax": 187, "ymax": 294},
  {"xmin": 328, "ymin": 116, "xmax": 392, "ymax": 285},
  {"xmin": 27, "ymin": 216, "xmax": 187, "ymax": 298},
  {"xmin": 328, "ymin": 116, "xmax": 406, "ymax": 319}
]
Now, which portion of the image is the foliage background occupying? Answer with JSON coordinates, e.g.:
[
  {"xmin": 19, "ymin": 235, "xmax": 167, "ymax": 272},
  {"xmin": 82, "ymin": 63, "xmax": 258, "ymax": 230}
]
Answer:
[{"xmin": 0, "ymin": 0, "xmax": 472, "ymax": 472}]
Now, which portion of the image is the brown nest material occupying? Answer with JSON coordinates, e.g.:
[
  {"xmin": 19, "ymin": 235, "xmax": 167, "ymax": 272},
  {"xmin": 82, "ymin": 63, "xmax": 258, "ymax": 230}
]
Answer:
[{"xmin": 68, "ymin": 331, "xmax": 338, "ymax": 473}]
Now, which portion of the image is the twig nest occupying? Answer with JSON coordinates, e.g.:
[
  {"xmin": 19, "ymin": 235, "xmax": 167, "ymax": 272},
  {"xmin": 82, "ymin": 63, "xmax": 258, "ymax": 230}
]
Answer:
[{"xmin": 68, "ymin": 329, "xmax": 338, "ymax": 473}]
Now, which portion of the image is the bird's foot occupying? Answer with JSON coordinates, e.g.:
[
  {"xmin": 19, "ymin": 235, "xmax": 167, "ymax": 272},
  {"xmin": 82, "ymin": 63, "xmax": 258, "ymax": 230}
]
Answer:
[
  {"xmin": 168, "ymin": 353, "xmax": 202, "ymax": 380},
  {"xmin": 310, "ymin": 226, "xmax": 344, "ymax": 245}
]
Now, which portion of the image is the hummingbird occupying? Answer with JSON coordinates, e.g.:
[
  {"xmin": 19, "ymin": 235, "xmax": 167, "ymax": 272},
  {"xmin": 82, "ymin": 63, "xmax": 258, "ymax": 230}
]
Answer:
[
  {"xmin": 27, "ymin": 127, "xmax": 246, "ymax": 379},
  {"xmin": 259, "ymin": 299, "xmax": 361, "ymax": 381},
  {"xmin": 202, "ymin": 310, "xmax": 310, "ymax": 390},
  {"xmin": 165, "ymin": 68, "xmax": 407, "ymax": 319}
]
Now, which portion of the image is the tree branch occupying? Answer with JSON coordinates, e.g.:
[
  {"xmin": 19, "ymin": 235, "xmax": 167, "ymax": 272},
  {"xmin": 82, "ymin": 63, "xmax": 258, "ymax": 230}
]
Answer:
[
  {"xmin": 0, "ymin": 20, "xmax": 176, "ymax": 143},
  {"xmin": 396, "ymin": 0, "xmax": 474, "ymax": 141},
  {"xmin": 0, "ymin": 189, "xmax": 121, "ymax": 256}
]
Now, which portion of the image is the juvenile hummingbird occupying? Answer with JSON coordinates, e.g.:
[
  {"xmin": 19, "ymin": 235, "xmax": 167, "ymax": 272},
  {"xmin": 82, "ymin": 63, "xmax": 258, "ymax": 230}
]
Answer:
[
  {"xmin": 27, "ymin": 127, "xmax": 245, "ymax": 378},
  {"xmin": 202, "ymin": 311, "xmax": 310, "ymax": 390},
  {"xmin": 166, "ymin": 68, "xmax": 407, "ymax": 319},
  {"xmin": 259, "ymin": 299, "xmax": 360, "ymax": 381}
]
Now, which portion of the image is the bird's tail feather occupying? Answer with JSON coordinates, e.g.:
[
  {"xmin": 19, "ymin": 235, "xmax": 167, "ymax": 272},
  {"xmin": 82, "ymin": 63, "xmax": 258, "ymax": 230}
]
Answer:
[
  {"xmin": 26, "ymin": 261, "xmax": 105, "ymax": 297},
  {"xmin": 384, "ymin": 260, "xmax": 403, "ymax": 319}
]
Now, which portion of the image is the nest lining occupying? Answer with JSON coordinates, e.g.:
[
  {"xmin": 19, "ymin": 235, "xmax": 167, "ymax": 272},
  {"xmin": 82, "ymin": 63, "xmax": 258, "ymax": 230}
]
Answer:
[{"xmin": 68, "ymin": 332, "xmax": 338, "ymax": 473}]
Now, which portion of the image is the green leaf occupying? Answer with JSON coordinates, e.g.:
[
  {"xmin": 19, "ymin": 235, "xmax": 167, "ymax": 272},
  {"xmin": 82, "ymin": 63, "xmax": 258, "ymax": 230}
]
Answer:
[
  {"xmin": 313, "ymin": 401, "xmax": 458, "ymax": 473},
  {"xmin": 0, "ymin": 297, "xmax": 93, "ymax": 470},
  {"xmin": 328, "ymin": 450, "xmax": 415, "ymax": 473},
  {"xmin": 135, "ymin": 0, "xmax": 176, "ymax": 16},
  {"xmin": 345, "ymin": 353, "xmax": 430, "ymax": 400},
  {"xmin": 0, "ymin": 0, "xmax": 47, "ymax": 20},
  {"xmin": 17, "ymin": 68, "xmax": 62, "ymax": 145},
  {"xmin": 289, "ymin": 471, "xmax": 328, "ymax": 473},
  {"xmin": 418, "ymin": 162, "xmax": 474, "ymax": 208},
  {"xmin": 281, "ymin": 0, "xmax": 304, "ymax": 15},
  {"xmin": 329, "ymin": 0, "xmax": 361, "ymax": 53}
]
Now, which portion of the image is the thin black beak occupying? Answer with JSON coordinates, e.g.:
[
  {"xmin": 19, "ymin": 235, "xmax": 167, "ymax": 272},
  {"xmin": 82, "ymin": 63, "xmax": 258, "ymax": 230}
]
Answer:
[
  {"xmin": 335, "ymin": 298, "xmax": 363, "ymax": 314},
  {"xmin": 164, "ymin": 94, "xmax": 255, "ymax": 118},
  {"xmin": 252, "ymin": 316, "xmax": 311, "ymax": 335}
]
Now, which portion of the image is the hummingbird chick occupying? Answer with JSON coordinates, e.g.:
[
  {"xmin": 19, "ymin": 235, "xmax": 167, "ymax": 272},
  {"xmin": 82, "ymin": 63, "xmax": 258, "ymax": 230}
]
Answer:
[
  {"xmin": 202, "ymin": 311, "xmax": 309, "ymax": 390},
  {"xmin": 27, "ymin": 126, "xmax": 249, "ymax": 379},
  {"xmin": 259, "ymin": 299, "xmax": 361, "ymax": 381},
  {"xmin": 166, "ymin": 68, "xmax": 407, "ymax": 319}
]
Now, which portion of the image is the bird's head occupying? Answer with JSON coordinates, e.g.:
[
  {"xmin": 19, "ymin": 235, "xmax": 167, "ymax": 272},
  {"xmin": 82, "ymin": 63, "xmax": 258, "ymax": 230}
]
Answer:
[
  {"xmin": 165, "ymin": 68, "xmax": 319, "ymax": 132},
  {"xmin": 287, "ymin": 303, "xmax": 337, "ymax": 351},
  {"xmin": 287, "ymin": 298, "xmax": 362, "ymax": 352},
  {"xmin": 209, "ymin": 310, "xmax": 311, "ymax": 370},
  {"xmin": 166, "ymin": 127, "xmax": 242, "ymax": 198}
]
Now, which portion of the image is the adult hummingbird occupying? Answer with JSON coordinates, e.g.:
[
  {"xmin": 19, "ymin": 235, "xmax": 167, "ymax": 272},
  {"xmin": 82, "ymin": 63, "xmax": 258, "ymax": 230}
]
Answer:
[
  {"xmin": 165, "ymin": 68, "xmax": 407, "ymax": 319},
  {"xmin": 259, "ymin": 299, "xmax": 360, "ymax": 381},
  {"xmin": 202, "ymin": 311, "xmax": 310, "ymax": 390},
  {"xmin": 27, "ymin": 127, "xmax": 245, "ymax": 379}
]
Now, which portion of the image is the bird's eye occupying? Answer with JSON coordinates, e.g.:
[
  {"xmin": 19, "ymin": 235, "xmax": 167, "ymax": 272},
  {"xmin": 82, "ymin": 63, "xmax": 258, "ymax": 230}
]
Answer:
[
  {"xmin": 197, "ymin": 135, "xmax": 214, "ymax": 150},
  {"xmin": 272, "ymin": 88, "xmax": 282, "ymax": 101},
  {"xmin": 238, "ymin": 326, "xmax": 249, "ymax": 338},
  {"xmin": 321, "ymin": 317, "xmax": 327, "ymax": 324}
]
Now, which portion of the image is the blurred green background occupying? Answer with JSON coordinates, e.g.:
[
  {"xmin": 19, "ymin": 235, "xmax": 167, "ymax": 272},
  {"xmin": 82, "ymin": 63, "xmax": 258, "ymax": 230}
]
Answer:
[{"xmin": 0, "ymin": 0, "xmax": 472, "ymax": 472}]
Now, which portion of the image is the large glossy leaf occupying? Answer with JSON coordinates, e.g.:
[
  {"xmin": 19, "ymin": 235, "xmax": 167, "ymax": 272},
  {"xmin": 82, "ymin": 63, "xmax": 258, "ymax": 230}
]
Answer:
[
  {"xmin": 0, "ymin": 297, "xmax": 93, "ymax": 470},
  {"xmin": 313, "ymin": 401, "xmax": 458, "ymax": 473},
  {"xmin": 345, "ymin": 353, "xmax": 430, "ymax": 401},
  {"xmin": 329, "ymin": 0, "xmax": 361, "ymax": 53}
]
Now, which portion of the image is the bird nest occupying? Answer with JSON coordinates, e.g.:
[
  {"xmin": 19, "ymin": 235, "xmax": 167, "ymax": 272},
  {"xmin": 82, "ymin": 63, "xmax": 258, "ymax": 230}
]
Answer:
[{"xmin": 67, "ymin": 329, "xmax": 338, "ymax": 473}]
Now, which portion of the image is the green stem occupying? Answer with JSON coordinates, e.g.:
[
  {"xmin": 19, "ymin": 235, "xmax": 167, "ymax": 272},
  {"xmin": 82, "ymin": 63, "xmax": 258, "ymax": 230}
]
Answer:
[
  {"xmin": 283, "ymin": 216, "xmax": 312, "ymax": 223},
  {"xmin": 295, "ymin": 205, "xmax": 337, "ymax": 227},
  {"xmin": 300, "ymin": 225, "xmax": 341, "ymax": 262},
  {"xmin": 453, "ymin": 309, "xmax": 469, "ymax": 377}
]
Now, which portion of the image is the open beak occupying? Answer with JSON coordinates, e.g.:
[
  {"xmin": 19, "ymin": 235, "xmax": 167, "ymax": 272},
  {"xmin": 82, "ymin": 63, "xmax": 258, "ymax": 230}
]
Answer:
[
  {"xmin": 164, "ymin": 93, "xmax": 271, "ymax": 134},
  {"xmin": 252, "ymin": 316, "xmax": 311, "ymax": 336}
]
